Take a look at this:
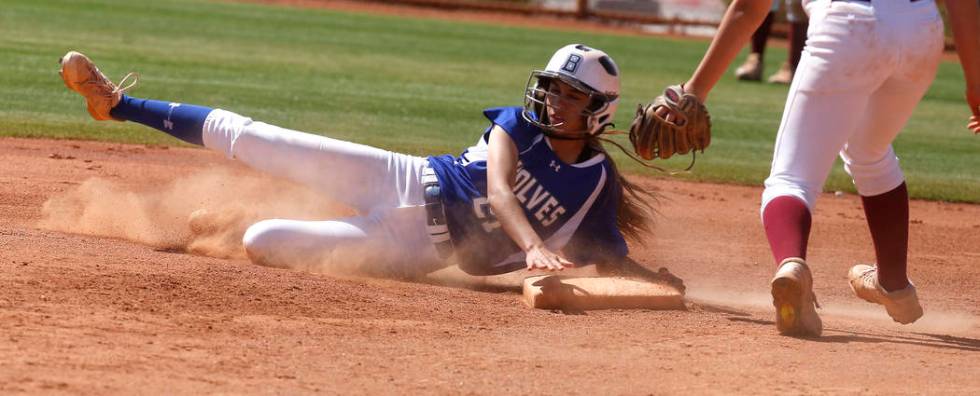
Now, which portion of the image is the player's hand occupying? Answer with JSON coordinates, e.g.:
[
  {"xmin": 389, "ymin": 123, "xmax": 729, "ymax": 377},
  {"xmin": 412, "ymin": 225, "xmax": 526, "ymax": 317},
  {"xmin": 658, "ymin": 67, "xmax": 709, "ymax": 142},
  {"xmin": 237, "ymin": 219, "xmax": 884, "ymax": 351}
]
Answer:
[
  {"xmin": 651, "ymin": 85, "xmax": 705, "ymax": 127},
  {"xmin": 525, "ymin": 245, "xmax": 574, "ymax": 271}
]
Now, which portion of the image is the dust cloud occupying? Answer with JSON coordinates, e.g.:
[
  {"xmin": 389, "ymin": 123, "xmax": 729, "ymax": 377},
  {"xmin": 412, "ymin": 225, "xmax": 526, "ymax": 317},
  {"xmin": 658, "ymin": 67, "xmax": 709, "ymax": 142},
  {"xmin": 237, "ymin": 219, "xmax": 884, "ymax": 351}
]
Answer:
[
  {"xmin": 37, "ymin": 167, "xmax": 347, "ymax": 259},
  {"xmin": 823, "ymin": 301, "xmax": 980, "ymax": 335},
  {"xmin": 688, "ymin": 286, "xmax": 979, "ymax": 335}
]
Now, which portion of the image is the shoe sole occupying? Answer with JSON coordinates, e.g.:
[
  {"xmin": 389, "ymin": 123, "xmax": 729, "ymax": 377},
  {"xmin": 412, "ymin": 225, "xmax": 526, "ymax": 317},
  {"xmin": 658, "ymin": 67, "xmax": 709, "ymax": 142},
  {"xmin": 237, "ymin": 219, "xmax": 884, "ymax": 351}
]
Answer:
[
  {"xmin": 58, "ymin": 52, "xmax": 113, "ymax": 121},
  {"xmin": 771, "ymin": 277, "xmax": 804, "ymax": 335},
  {"xmin": 59, "ymin": 52, "xmax": 80, "ymax": 92},
  {"xmin": 850, "ymin": 281, "xmax": 923, "ymax": 324},
  {"xmin": 888, "ymin": 305, "xmax": 923, "ymax": 324}
]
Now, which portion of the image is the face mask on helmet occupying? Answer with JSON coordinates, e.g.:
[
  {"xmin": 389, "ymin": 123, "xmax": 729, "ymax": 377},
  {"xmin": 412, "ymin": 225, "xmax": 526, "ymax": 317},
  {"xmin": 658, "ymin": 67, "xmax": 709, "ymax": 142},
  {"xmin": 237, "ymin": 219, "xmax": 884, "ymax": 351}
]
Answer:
[{"xmin": 523, "ymin": 44, "xmax": 621, "ymax": 139}]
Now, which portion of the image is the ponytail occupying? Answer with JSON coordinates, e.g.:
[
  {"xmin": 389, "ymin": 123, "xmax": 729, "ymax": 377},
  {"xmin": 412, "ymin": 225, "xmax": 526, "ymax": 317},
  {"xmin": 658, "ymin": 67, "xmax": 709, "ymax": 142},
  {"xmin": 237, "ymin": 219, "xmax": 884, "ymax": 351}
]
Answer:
[{"xmin": 589, "ymin": 139, "xmax": 657, "ymax": 243}]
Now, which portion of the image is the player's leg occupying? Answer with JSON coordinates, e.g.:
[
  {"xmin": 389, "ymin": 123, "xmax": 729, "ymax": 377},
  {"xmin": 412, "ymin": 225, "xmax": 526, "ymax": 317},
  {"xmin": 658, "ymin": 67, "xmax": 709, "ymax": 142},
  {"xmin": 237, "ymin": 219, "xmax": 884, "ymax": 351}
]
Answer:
[
  {"xmin": 735, "ymin": 1, "xmax": 776, "ymax": 81},
  {"xmin": 60, "ymin": 51, "xmax": 426, "ymax": 214},
  {"xmin": 761, "ymin": 0, "xmax": 888, "ymax": 264},
  {"xmin": 111, "ymin": 99, "xmax": 444, "ymax": 275},
  {"xmin": 787, "ymin": 0, "xmax": 808, "ymax": 74},
  {"xmin": 242, "ymin": 206, "xmax": 448, "ymax": 278},
  {"xmin": 109, "ymin": 95, "xmax": 213, "ymax": 144},
  {"xmin": 768, "ymin": 0, "xmax": 808, "ymax": 84},
  {"xmin": 842, "ymin": 3, "xmax": 943, "ymax": 324},
  {"xmin": 842, "ymin": 85, "xmax": 935, "ymax": 291},
  {"xmin": 761, "ymin": 0, "xmax": 890, "ymax": 336},
  {"xmin": 109, "ymin": 100, "xmax": 425, "ymax": 214},
  {"xmin": 762, "ymin": 79, "xmax": 877, "ymax": 265},
  {"xmin": 201, "ymin": 109, "xmax": 428, "ymax": 214}
]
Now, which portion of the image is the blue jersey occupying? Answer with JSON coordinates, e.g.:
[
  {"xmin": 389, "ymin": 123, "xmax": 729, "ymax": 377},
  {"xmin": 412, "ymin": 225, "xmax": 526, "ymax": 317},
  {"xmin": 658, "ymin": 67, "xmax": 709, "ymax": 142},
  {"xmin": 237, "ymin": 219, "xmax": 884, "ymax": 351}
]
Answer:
[{"xmin": 427, "ymin": 106, "xmax": 627, "ymax": 275}]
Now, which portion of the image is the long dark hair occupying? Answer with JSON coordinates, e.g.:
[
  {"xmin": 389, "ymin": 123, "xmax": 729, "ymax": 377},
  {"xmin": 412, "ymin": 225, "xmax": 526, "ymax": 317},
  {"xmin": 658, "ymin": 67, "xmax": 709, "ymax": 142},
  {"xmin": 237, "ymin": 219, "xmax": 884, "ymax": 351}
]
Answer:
[{"xmin": 588, "ymin": 138, "xmax": 657, "ymax": 243}]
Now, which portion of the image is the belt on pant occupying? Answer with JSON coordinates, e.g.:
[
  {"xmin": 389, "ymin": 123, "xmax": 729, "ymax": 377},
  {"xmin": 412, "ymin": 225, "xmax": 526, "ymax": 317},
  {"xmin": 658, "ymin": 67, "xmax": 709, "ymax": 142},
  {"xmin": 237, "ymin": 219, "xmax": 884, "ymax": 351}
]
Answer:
[{"xmin": 421, "ymin": 166, "xmax": 454, "ymax": 260}]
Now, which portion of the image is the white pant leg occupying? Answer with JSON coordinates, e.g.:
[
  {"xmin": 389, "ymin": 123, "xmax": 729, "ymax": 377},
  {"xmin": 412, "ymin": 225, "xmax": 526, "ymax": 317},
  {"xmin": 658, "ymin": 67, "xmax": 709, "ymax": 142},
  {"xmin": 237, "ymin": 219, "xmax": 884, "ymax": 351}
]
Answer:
[
  {"xmin": 201, "ymin": 109, "xmax": 427, "ymax": 214},
  {"xmin": 242, "ymin": 206, "xmax": 447, "ymax": 278},
  {"xmin": 199, "ymin": 110, "xmax": 445, "ymax": 275},
  {"xmin": 841, "ymin": 5, "xmax": 944, "ymax": 196},
  {"xmin": 762, "ymin": 1, "xmax": 890, "ymax": 212}
]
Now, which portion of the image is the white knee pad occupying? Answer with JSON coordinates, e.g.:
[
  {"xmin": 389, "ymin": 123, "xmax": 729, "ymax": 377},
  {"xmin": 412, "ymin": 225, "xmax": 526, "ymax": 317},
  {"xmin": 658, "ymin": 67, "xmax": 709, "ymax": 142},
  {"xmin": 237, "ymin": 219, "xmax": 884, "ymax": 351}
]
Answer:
[
  {"xmin": 842, "ymin": 152, "xmax": 905, "ymax": 197},
  {"xmin": 241, "ymin": 218, "xmax": 330, "ymax": 270},
  {"xmin": 202, "ymin": 109, "xmax": 253, "ymax": 159},
  {"xmin": 242, "ymin": 219, "xmax": 288, "ymax": 268},
  {"xmin": 241, "ymin": 217, "xmax": 402, "ymax": 275}
]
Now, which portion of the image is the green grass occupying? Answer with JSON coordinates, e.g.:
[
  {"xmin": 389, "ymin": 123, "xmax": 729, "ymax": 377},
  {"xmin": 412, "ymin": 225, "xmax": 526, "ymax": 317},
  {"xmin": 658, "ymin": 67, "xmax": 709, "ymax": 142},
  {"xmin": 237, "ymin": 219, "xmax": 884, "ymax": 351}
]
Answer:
[{"xmin": 2, "ymin": 0, "xmax": 978, "ymax": 202}]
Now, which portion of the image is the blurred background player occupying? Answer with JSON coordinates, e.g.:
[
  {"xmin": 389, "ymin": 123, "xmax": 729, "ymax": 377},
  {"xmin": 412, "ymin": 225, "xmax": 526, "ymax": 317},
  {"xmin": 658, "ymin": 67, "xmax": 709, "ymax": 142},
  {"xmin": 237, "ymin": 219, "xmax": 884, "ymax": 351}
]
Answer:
[
  {"xmin": 58, "ymin": 45, "xmax": 681, "ymax": 288},
  {"xmin": 654, "ymin": 0, "xmax": 979, "ymax": 336},
  {"xmin": 733, "ymin": 0, "xmax": 809, "ymax": 84}
]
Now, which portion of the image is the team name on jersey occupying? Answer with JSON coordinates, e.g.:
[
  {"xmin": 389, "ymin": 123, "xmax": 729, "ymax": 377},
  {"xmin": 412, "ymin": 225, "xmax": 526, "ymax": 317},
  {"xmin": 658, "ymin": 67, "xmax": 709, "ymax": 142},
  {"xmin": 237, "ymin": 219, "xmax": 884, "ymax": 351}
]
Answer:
[{"xmin": 513, "ymin": 167, "xmax": 566, "ymax": 227}]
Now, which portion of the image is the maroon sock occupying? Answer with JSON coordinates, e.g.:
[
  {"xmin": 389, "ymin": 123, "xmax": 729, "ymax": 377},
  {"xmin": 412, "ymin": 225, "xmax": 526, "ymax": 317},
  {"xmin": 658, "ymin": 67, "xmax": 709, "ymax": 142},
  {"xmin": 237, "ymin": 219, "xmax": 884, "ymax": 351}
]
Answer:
[
  {"xmin": 789, "ymin": 21, "xmax": 808, "ymax": 72},
  {"xmin": 751, "ymin": 12, "xmax": 775, "ymax": 56},
  {"xmin": 762, "ymin": 196, "xmax": 812, "ymax": 266},
  {"xmin": 861, "ymin": 183, "xmax": 910, "ymax": 291}
]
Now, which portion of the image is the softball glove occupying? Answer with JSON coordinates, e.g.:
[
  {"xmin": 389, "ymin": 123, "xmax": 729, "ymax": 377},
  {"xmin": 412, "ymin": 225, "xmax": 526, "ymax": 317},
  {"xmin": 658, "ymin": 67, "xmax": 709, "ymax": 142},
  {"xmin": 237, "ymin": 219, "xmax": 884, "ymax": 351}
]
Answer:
[{"xmin": 629, "ymin": 84, "xmax": 711, "ymax": 161}]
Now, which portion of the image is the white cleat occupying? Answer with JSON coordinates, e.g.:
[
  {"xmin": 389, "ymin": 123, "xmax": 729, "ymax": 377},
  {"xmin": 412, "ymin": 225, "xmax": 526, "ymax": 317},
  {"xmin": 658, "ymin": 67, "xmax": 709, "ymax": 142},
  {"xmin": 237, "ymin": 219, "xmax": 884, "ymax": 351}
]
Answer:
[
  {"xmin": 770, "ymin": 257, "xmax": 822, "ymax": 337},
  {"xmin": 848, "ymin": 264, "xmax": 923, "ymax": 324},
  {"xmin": 59, "ymin": 51, "xmax": 137, "ymax": 121}
]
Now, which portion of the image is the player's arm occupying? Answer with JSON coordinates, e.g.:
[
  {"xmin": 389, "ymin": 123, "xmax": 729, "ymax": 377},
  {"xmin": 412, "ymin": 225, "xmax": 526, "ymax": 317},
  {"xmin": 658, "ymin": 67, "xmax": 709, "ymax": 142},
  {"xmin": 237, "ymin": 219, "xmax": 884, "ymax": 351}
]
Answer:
[
  {"xmin": 595, "ymin": 256, "xmax": 685, "ymax": 293},
  {"xmin": 486, "ymin": 126, "xmax": 574, "ymax": 271},
  {"xmin": 681, "ymin": 0, "xmax": 771, "ymax": 102},
  {"xmin": 946, "ymin": 0, "xmax": 980, "ymax": 133}
]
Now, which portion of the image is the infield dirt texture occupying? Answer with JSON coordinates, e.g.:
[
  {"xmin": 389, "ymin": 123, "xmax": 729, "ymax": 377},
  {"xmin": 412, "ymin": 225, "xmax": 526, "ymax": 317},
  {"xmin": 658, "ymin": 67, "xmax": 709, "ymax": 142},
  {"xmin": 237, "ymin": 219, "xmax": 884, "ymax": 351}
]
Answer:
[{"xmin": 1, "ymin": 0, "xmax": 979, "ymax": 394}]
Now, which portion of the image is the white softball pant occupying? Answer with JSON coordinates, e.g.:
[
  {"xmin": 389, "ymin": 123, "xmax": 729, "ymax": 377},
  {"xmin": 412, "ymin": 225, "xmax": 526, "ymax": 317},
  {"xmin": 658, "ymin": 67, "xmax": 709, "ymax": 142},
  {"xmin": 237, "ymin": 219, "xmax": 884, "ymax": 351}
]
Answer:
[
  {"xmin": 201, "ymin": 109, "xmax": 448, "ymax": 277},
  {"xmin": 762, "ymin": 0, "xmax": 944, "ymax": 212}
]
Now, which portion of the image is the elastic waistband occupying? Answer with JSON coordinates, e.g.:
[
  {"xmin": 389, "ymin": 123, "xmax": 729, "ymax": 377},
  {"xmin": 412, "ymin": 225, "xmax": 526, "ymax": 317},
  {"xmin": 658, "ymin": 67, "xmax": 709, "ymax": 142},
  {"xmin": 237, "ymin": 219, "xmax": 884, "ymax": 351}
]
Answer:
[{"xmin": 422, "ymin": 165, "xmax": 454, "ymax": 260}]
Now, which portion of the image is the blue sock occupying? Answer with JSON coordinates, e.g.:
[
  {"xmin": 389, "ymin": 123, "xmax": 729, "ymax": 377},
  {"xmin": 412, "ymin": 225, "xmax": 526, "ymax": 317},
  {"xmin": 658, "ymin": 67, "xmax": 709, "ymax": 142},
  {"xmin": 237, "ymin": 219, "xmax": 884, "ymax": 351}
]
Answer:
[{"xmin": 109, "ymin": 95, "xmax": 214, "ymax": 146}]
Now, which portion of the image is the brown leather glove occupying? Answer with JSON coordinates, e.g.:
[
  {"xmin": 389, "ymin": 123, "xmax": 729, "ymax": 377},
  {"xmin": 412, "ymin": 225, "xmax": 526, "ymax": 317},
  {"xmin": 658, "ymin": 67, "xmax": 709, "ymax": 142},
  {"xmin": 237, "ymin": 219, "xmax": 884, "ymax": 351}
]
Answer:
[{"xmin": 629, "ymin": 84, "xmax": 711, "ymax": 161}]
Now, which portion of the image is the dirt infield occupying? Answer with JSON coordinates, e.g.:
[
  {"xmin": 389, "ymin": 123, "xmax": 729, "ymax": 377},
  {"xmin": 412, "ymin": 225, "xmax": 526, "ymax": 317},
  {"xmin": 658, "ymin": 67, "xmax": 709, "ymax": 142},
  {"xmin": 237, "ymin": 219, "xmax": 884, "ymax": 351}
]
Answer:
[{"xmin": 1, "ymin": 137, "xmax": 978, "ymax": 394}]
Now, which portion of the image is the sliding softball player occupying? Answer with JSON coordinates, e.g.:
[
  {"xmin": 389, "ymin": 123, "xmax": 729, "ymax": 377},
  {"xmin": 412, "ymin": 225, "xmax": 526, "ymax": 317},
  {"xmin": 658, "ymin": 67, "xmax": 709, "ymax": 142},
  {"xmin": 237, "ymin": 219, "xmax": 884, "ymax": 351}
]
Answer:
[{"xmin": 58, "ymin": 45, "xmax": 682, "ymax": 289}]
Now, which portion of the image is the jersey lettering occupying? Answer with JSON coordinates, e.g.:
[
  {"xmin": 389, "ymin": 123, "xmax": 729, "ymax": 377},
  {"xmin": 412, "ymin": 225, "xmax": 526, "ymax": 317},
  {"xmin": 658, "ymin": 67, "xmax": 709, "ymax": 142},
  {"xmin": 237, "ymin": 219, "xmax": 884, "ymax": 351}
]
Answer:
[
  {"xmin": 474, "ymin": 167, "xmax": 567, "ymax": 230},
  {"xmin": 513, "ymin": 167, "xmax": 566, "ymax": 228},
  {"xmin": 513, "ymin": 168, "xmax": 533, "ymax": 196},
  {"xmin": 514, "ymin": 173, "xmax": 536, "ymax": 204},
  {"xmin": 534, "ymin": 197, "xmax": 559, "ymax": 222},
  {"xmin": 542, "ymin": 206, "xmax": 566, "ymax": 227},
  {"xmin": 527, "ymin": 185, "xmax": 550, "ymax": 209}
]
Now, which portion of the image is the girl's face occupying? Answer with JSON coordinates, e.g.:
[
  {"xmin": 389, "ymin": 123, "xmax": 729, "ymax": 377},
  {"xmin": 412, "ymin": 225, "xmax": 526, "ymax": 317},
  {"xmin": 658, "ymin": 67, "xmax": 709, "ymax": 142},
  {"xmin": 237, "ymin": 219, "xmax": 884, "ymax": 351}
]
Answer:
[{"xmin": 544, "ymin": 79, "xmax": 589, "ymax": 135}]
